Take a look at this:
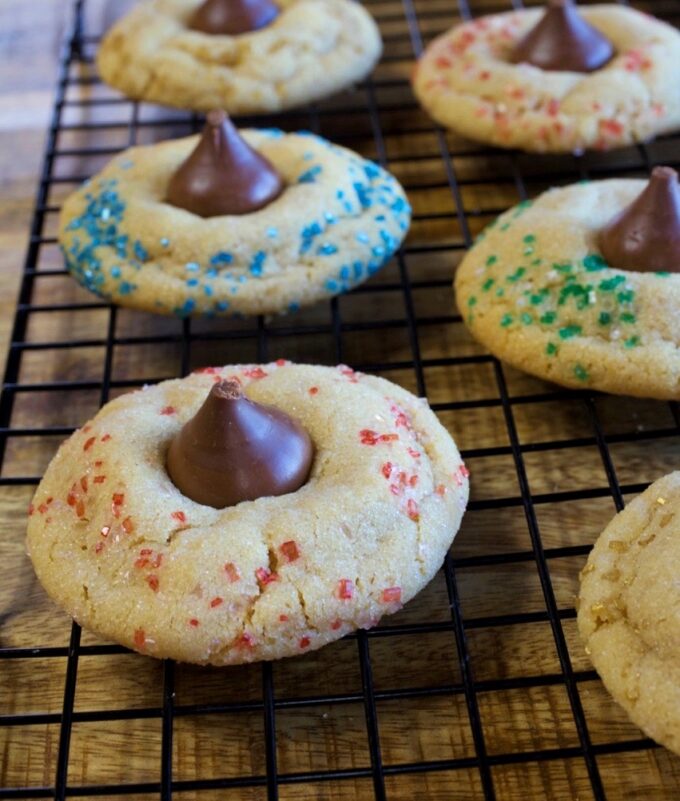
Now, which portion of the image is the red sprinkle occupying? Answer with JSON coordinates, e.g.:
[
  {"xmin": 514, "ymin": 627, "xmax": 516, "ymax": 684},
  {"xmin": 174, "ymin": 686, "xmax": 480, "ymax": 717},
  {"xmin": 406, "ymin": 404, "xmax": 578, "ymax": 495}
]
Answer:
[
  {"xmin": 160, "ymin": 405, "xmax": 176, "ymax": 416},
  {"xmin": 599, "ymin": 118, "xmax": 624, "ymax": 137},
  {"xmin": 308, "ymin": 386, "xmax": 319, "ymax": 395},
  {"xmin": 436, "ymin": 484, "xmax": 447, "ymax": 496},
  {"xmin": 331, "ymin": 619, "xmax": 342, "ymax": 631},
  {"xmin": 189, "ymin": 618, "xmax": 200, "ymax": 627},
  {"xmin": 380, "ymin": 433, "xmax": 399, "ymax": 443},
  {"xmin": 275, "ymin": 358, "xmax": 287, "ymax": 367},
  {"xmin": 256, "ymin": 567, "xmax": 279, "ymax": 586},
  {"xmin": 407, "ymin": 499, "xmax": 420, "ymax": 522},
  {"xmin": 94, "ymin": 460, "xmax": 103, "ymax": 467},
  {"xmin": 299, "ymin": 636, "xmax": 311, "ymax": 649},
  {"xmin": 381, "ymin": 462, "xmax": 393, "ymax": 479},
  {"xmin": 171, "ymin": 510, "xmax": 186, "ymax": 523},
  {"xmin": 279, "ymin": 614, "xmax": 289, "ymax": 622},
  {"xmin": 101, "ymin": 434, "xmax": 111, "ymax": 442},
  {"xmin": 133, "ymin": 628, "xmax": 146, "ymax": 649},
  {"xmin": 210, "ymin": 597, "xmax": 223, "ymax": 608},
  {"xmin": 75, "ymin": 500, "xmax": 86, "ymax": 518},
  {"xmin": 146, "ymin": 575, "xmax": 159, "ymax": 592},
  {"xmin": 243, "ymin": 366, "xmax": 267, "ymax": 379},
  {"xmin": 121, "ymin": 516, "xmax": 134, "ymax": 534},
  {"xmin": 94, "ymin": 542, "xmax": 105, "ymax": 554},
  {"xmin": 337, "ymin": 579, "xmax": 354, "ymax": 600},
  {"xmin": 93, "ymin": 475, "xmax": 106, "ymax": 484},
  {"xmin": 279, "ymin": 540, "xmax": 300, "ymax": 562},
  {"xmin": 80, "ymin": 476, "xmax": 88, "ymax": 493},
  {"xmin": 236, "ymin": 632, "xmax": 255, "ymax": 648},
  {"xmin": 408, "ymin": 448, "xmax": 421, "ymax": 459},
  {"xmin": 224, "ymin": 562, "xmax": 240, "ymax": 582},
  {"xmin": 28, "ymin": 504, "xmax": 34, "ymax": 516},
  {"xmin": 67, "ymin": 487, "xmax": 77, "ymax": 507},
  {"xmin": 139, "ymin": 548, "xmax": 152, "ymax": 556},
  {"xmin": 382, "ymin": 587, "xmax": 402, "ymax": 604},
  {"xmin": 83, "ymin": 425, "xmax": 92, "ymax": 433},
  {"xmin": 360, "ymin": 429, "xmax": 378, "ymax": 445},
  {"xmin": 38, "ymin": 502, "xmax": 49, "ymax": 514}
]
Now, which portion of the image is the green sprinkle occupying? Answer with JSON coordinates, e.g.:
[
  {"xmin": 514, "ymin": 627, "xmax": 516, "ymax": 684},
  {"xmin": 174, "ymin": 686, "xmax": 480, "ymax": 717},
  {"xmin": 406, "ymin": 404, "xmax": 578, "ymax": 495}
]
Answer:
[
  {"xmin": 500, "ymin": 313, "xmax": 513, "ymax": 327},
  {"xmin": 523, "ymin": 234, "xmax": 536, "ymax": 244},
  {"xmin": 468, "ymin": 296, "xmax": 477, "ymax": 308},
  {"xmin": 598, "ymin": 311, "xmax": 612, "ymax": 326},
  {"xmin": 559, "ymin": 325, "xmax": 582, "ymax": 340},
  {"xmin": 482, "ymin": 278, "xmax": 495, "ymax": 291},
  {"xmin": 540, "ymin": 311, "xmax": 557, "ymax": 325},
  {"xmin": 500, "ymin": 223, "xmax": 510, "ymax": 232},
  {"xmin": 507, "ymin": 267, "xmax": 526, "ymax": 282},
  {"xmin": 620, "ymin": 312, "xmax": 636, "ymax": 323},
  {"xmin": 554, "ymin": 262, "xmax": 573, "ymax": 274},
  {"xmin": 531, "ymin": 258, "xmax": 542, "ymax": 266},
  {"xmin": 546, "ymin": 342, "xmax": 558, "ymax": 356},
  {"xmin": 520, "ymin": 312, "xmax": 533, "ymax": 325},
  {"xmin": 574, "ymin": 364, "xmax": 589, "ymax": 381},
  {"xmin": 599, "ymin": 275, "xmax": 626, "ymax": 291},
  {"xmin": 655, "ymin": 271, "xmax": 671, "ymax": 277},
  {"xmin": 624, "ymin": 336, "xmax": 640, "ymax": 348},
  {"xmin": 530, "ymin": 288, "xmax": 550, "ymax": 305},
  {"xmin": 583, "ymin": 253, "xmax": 609, "ymax": 272},
  {"xmin": 617, "ymin": 289, "xmax": 635, "ymax": 304},
  {"xmin": 496, "ymin": 287, "xmax": 505, "ymax": 297},
  {"xmin": 486, "ymin": 255, "xmax": 497, "ymax": 267}
]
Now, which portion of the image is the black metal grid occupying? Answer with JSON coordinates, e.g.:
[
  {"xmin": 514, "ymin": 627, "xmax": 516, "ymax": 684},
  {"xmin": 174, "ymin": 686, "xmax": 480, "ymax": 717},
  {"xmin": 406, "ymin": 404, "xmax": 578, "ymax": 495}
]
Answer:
[{"xmin": 1, "ymin": 0, "xmax": 679, "ymax": 798}]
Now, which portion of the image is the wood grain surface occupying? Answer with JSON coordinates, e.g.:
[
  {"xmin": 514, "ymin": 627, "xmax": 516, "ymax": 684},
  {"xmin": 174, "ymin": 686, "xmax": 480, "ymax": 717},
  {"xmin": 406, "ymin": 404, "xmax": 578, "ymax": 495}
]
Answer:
[{"xmin": 1, "ymin": 0, "xmax": 680, "ymax": 798}]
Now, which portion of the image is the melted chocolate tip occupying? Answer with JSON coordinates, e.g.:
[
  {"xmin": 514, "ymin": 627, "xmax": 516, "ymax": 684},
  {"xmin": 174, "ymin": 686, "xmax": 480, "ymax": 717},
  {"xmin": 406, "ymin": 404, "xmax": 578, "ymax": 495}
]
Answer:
[
  {"xmin": 212, "ymin": 379, "xmax": 243, "ymax": 400},
  {"xmin": 189, "ymin": 0, "xmax": 280, "ymax": 36},
  {"xmin": 206, "ymin": 108, "xmax": 228, "ymax": 127}
]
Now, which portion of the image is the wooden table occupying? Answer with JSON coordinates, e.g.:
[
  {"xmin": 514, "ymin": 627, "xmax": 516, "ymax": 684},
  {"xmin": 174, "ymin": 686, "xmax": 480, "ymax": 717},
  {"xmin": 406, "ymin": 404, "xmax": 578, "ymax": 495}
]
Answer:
[{"xmin": 1, "ymin": 1, "xmax": 680, "ymax": 798}]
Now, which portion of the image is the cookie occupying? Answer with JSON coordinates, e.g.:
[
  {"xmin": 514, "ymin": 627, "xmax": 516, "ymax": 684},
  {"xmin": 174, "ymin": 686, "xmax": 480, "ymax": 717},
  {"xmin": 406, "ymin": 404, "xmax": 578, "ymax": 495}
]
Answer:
[
  {"xmin": 454, "ymin": 177, "xmax": 680, "ymax": 400},
  {"xmin": 58, "ymin": 127, "xmax": 411, "ymax": 317},
  {"xmin": 97, "ymin": 0, "xmax": 382, "ymax": 113},
  {"xmin": 26, "ymin": 362, "xmax": 469, "ymax": 665},
  {"xmin": 412, "ymin": 5, "xmax": 680, "ymax": 153},
  {"xmin": 578, "ymin": 472, "xmax": 680, "ymax": 756}
]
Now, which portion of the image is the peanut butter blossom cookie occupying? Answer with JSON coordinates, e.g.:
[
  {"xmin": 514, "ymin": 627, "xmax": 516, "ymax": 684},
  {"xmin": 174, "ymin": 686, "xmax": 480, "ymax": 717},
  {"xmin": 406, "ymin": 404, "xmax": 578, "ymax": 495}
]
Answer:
[
  {"xmin": 412, "ymin": 1, "xmax": 680, "ymax": 153},
  {"xmin": 58, "ymin": 112, "xmax": 411, "ymax": 317},
  {"xmin": 455, "ymin": 167, "xmax": 680, "ymax": 400},
  {"xmin": 26, "ymin": 362, "xmax": 469, "ymax": 665},
  {"xmin": 578, "ymin": 473, "xmax": 680, "ymax": 756},
  {"xmin": 97, "ymin": 0, "xmax": 382, "ymax": 113}
]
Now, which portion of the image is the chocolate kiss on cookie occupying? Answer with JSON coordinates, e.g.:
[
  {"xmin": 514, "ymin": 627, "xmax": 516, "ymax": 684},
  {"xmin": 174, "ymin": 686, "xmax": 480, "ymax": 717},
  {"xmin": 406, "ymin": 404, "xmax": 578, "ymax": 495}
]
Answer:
[
  {"xmin": 189, "ymin": 0, "xmax": 279, "ymax": 35},
  {"xmin": 167, "ymin": 379, "xmax": 314, "ymax": 508},
  {"xmin": 511, "ymin": 0, "xmax": 614, "ymax": 72},
  {"xmin": 166, "ymin": 110, "xmax": 285, "ymax": 217},
  {"xmin": 599, "ymin": 167, "xmax": 680, "ymax": 273}
]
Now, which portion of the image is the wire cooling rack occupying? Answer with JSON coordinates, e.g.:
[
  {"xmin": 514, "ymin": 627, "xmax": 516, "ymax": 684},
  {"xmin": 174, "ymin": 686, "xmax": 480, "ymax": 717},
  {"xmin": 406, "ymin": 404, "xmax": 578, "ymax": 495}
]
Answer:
[{"xmin": 1, "ymin": 0, "xmax": 680, "ymax": 798}]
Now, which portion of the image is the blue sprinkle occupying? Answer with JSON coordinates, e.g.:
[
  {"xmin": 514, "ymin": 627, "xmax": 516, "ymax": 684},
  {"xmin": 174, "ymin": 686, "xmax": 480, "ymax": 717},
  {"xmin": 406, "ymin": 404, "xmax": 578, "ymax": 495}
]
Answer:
[
  {"xmin": 205, "ymin": 268, "xmax": 218, "ymax": 279},
  {"xmin": 266, "ymin": 227, "xmax": 279, "ymax": 239},
  {"xmin": 303, "ymin": 151, "xmax": 314, "ymax": 161},
  {"xmin": 356, "ymin": 232, "xmax": 369, "ymax": 244},
  {"xmin": 391, "ymin": 196, "xmax": 408, "ymax": 214},
  {"xmin": 289, "ymin": 301, "xmax": 300, "ymax": 312},
  {"xmin": 216, "ymin": 300, "xmax": 229, "ymax": 311},
  {"xmin": 203, "ymin": 285, "xmax": 213, "ymax": 296},
  {"xmin": 186, "ymin": 278, "xmax": 199, "ymax": 287},
  {"xmin": 324, "ymin": 212, "xmax": 337, "ymax": 224},
  {"xmin": 364, "ymin": 162, "xmax": 381, "ymax": 180},
  {"xmin": 119, "ymin": 159, "xmax": 134, "ymax": 169},
  {"xmin": 160, "ymin": 237, "xmax": 170, "ymax": 247},
  {"xmin": 297, "ymin": 165, "xmax": 323, "ymax": 184},
  {"xmin": 325, "ymin": 279, "xmax": 339, "ymax": 292},
  {"xmin": 336, "ymin": 189, "xmax": 345, "ymax": 199},
  {"xmin": 260, "ymin": 128, "xmax": 284, "ymax": 138},
  {"xmin": 353, "ymin": 261, "xmax": 363, "ymax": 279},
  {"xmin": 339, "ymin": 265, "xmax": 350, "ymax": 280},
  {"xmin": 119, "ymin": 281, "xmax": 134, "ymax": 295},
  {"xmin": 210, "ymin": 251, "xmax": 233, "ymax": 266},
  {"xmin": 186, "ymin": 262, "xmax": 200, "ymax": 272},
  {"xmin": 179, "ymin": 299, "xmax": 195, "ymax": 316},
  {"xmin": 375, "ymin": 214, "xmax": 386, "ymax": 222},
  {"xmin": 110, "ymin": 266, "xmax": 121, "ymax": 278},
  {"xmin": 249, "ymin": 251, "xmax": 266, "ymax": 276},
  {"xmin": 317, "ymin": 243, "xmax": 338, "ymax": 256},
  {"xmin": 133, "ymin": 240, "xmax": 148, "ymax": 261},
  {"xmin": 372, "ymin": 245, "xmax": 386, "ymax": 257}
]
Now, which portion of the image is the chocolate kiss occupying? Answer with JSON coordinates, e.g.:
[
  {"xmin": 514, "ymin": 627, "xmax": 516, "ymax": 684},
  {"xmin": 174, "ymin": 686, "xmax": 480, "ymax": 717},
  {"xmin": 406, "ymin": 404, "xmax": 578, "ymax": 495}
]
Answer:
[
  {"xmin": 166, "ymin": 110, "xmax": 285, "ymax": 217},
  {"xmin": 189, "ymin": 0, "xmax": 279, "ymax": 35},
  {"xmin": 166, "ymin": 379, "xmax": 314, "ymax": 508},
  {"xmin": 599, "ymin": 167, "xmax": 680, "ymax": 273},
  {"xmin": 510, "ymin": 0, "xmax": 614, "ymax": 72}
]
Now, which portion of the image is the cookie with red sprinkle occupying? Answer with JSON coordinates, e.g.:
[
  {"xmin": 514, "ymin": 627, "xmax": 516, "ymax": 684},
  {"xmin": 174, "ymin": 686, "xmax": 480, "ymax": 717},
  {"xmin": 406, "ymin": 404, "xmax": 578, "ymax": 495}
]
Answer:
[
  {"xmin": 26, "ymin": 362, "xmax": 468, "ymax": 665},
  {"xmin": 413, "ymin": 4, "xmax": 680, "ymax": 153}
]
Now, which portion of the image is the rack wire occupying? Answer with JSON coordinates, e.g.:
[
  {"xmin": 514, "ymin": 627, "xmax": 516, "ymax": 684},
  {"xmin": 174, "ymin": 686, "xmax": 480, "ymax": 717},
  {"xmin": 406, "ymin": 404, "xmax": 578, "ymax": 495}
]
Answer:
[{"xmin": 1, "ymin": 0, "xmax": 679, "ymax": 798}]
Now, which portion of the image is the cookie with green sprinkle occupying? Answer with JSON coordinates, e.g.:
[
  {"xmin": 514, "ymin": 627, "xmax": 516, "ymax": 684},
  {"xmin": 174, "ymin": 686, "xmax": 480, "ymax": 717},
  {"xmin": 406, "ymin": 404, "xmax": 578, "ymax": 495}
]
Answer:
[{"xmin": 455, "ymin": 179, "xmax": 680, "ymax": 400}]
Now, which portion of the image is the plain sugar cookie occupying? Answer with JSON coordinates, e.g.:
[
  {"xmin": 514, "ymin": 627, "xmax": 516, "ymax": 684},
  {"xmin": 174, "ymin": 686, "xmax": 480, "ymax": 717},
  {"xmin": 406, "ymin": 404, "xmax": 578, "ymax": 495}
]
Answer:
[
  {"xmin": 578, "ymin": 473, "xmax": 680, "ymax": 756},
  {"xmin": 97, "ymin": 0, "xmax": 382, "ymax": 113},
  {"xmin": 26, "ymin": 362, "xmax": 469, "ymax": 665}
]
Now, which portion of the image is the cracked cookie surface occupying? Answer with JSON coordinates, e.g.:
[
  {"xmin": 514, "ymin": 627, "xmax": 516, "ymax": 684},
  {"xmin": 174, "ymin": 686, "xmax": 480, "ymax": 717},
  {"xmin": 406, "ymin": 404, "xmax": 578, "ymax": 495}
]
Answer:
[
  {"xmin": 454, "ymin": 179, "xmax": 680, "ymax": 400},
  {"xmin": 58, "ymin": 128, "xmax": 411, "ymax": 317},
  {"xmin": 26, "ymin": 362, "xmax": 469, "ymax": 665},
  {"xmin": 578, "ymin": 472, "xmax": 680, "ymax": 755},
  {"xmin": 412, "ymin": 5, "xmax": 680, "ymax": 153},
  {"xmin": 97, "ymin": 0, "xmax": 382, "ymax": 113}
]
